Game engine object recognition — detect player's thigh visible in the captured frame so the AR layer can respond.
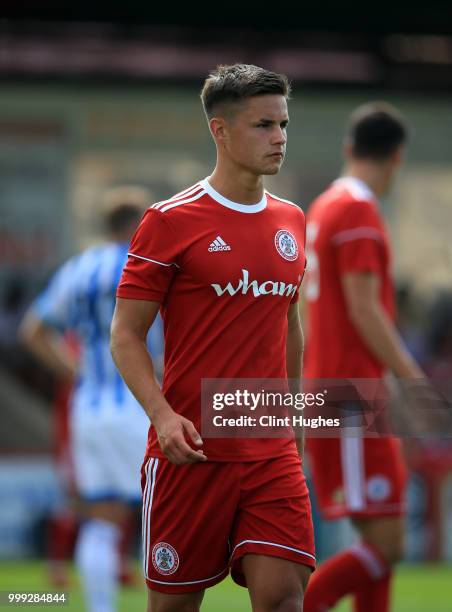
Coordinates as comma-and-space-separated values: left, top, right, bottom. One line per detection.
353, 515, 405, 564
230, 454, 316, 588
147, 588, 204, 612
243, 554, 311, 611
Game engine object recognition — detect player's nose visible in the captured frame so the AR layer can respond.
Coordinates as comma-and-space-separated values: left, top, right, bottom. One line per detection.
271, 126, 287, 145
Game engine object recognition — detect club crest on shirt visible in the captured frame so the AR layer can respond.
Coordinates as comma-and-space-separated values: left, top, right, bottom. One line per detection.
152, 542, 179, 575
274, 230, 298, 261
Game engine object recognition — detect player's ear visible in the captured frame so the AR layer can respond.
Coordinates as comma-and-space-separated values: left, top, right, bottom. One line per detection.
209, 117, 229, 147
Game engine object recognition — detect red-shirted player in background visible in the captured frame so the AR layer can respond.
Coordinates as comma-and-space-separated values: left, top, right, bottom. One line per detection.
303, 103, 425, 612
111, 64, 315, 612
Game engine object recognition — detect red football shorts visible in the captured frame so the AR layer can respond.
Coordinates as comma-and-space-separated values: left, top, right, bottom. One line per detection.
307, 436, 407, 520
141, 453, 316, 593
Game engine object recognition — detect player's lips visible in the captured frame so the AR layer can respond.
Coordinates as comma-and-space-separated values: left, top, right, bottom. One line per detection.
268, 152, 285, 159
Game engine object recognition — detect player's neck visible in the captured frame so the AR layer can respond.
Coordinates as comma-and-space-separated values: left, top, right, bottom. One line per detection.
208, 165, 265, 205
343, 162, 389, 199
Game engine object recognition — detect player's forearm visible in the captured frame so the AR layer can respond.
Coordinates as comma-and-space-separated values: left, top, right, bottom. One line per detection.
349, 302, 424, 379
20, 317, 76, 380
110, 326, 172, 424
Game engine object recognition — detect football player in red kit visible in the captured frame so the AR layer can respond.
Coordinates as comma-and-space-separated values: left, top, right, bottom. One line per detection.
111, 64, 315, 611
303, 103, 425, 612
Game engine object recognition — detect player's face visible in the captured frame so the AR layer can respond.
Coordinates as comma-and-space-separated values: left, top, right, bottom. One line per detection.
222, 95, 289, 176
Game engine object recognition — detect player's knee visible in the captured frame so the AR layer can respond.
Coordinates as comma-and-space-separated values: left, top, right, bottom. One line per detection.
269, 592, 303, 612
382, 537, 404, 566
257, 584, 304, 612
147, 591, 202, 612
383, 529, 405, 565
365, 533, 404, 567
356, 517, 405, 567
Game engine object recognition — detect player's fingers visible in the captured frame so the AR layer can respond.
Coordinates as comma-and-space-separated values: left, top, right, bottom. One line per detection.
173, 436, 207, 463
187, 450, 207, 463
159, 434, 187, 465
163, 444, 187, 465
182, 419, 203, 447
167, 446, 203, 465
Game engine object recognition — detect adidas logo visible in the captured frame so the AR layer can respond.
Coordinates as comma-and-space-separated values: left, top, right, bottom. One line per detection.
208, 236, 231, 252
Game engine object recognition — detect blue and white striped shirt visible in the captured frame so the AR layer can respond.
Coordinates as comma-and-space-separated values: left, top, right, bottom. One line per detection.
33, 242, 163, 425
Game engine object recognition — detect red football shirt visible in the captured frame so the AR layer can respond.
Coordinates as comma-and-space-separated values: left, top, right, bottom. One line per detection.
117, 178, 307, 461
304, 176, 395, 378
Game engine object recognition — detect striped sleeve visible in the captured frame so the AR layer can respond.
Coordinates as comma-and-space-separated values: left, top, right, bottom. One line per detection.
332, 200, 384, 275
117, 208, 180, 302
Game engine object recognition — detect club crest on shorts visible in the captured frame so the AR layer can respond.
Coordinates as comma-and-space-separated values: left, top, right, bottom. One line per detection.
152, 542, 179, 575
366, 475, 391, 502
275, 230, 298, 261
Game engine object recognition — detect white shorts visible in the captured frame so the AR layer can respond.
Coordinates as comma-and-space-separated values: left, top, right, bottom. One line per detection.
71, 413, 149, 503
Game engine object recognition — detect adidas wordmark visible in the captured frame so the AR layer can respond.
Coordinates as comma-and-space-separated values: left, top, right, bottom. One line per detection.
208, 236, 231, 252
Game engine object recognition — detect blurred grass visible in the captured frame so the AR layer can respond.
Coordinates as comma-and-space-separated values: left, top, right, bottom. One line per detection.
0, 562, 450, 611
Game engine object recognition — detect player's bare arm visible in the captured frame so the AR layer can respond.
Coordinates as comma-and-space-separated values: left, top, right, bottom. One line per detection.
286, 301, 305, 457
111, 297, 207, 464
19, 313, 77, 381
342, 272, 424, 379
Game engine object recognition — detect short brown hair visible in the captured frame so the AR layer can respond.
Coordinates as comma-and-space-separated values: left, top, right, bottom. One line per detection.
347, 102, 408, 160
200, 63, 291, 119
101, 186, 149, 234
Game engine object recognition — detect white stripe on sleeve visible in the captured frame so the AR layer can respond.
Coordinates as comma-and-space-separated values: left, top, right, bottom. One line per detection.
331, 227, 382, 245
128, 253, 180, 269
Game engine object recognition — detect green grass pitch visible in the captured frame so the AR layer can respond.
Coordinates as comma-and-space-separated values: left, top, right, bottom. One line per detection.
0, 562, 450, 611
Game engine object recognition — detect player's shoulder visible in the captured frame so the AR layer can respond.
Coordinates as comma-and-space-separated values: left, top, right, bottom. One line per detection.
55, 247, 90, 273
76, 243, 112, 264
331, 178, 378, 212
148, 181, 206, 217
314, 179, 380, 223
61, 244, 112, 279
265, 190, 305, 217
45, 248, 87, 290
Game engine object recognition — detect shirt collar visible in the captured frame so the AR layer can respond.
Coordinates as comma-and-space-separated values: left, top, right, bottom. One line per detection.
200, 178, 267, 213
333, 176, 378, 204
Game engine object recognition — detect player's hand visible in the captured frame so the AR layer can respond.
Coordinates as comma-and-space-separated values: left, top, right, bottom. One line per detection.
403, 378, 452, 437
154, 410, 207, 464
